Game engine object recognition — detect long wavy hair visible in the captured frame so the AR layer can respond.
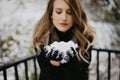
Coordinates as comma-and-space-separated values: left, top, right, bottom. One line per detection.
33, 0, 95, 53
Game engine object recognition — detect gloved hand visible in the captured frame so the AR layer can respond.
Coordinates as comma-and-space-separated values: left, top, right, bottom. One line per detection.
60, 47, 78, 64
44, 45, 63, 61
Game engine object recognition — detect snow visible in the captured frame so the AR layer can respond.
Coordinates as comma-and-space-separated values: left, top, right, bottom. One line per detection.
0, 0, 48, 80
0, 0, 48, 63
89, 20, 118, 49
44, 41, 79, 64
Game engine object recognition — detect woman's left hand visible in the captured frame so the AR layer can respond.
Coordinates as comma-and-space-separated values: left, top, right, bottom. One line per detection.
50, 60, 61, 66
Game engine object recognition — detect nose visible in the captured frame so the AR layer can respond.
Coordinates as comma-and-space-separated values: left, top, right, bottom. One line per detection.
61, 12, 67, 21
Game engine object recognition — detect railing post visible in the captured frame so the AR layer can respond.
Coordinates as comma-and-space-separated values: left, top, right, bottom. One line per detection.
14, 65, 19, 80
96, 50, 99, 80
33, 57, 37, 80
24, 61, 29, 80
3, 69, 7, 80
108, 52, 111, 80
119, 58, 120, 80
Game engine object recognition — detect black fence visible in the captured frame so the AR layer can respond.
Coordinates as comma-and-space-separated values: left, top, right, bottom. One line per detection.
0, 55, 38, 80
0, 48, 120, 80
92, 48, 120, 80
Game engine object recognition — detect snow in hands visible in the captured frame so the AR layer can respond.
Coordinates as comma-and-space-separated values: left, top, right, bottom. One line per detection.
44, 41, 79, 64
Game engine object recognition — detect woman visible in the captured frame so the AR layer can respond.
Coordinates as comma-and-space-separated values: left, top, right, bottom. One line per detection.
32, 0, 95, 80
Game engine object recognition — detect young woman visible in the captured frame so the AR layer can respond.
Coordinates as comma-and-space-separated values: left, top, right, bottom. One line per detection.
32, 0, 95, 80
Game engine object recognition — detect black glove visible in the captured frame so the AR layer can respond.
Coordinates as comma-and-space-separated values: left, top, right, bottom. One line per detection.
60, 47, 78, 64
44, 47, 62, 61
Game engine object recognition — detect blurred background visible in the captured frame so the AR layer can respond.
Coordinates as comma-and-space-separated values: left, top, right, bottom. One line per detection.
0, 0, 120, 80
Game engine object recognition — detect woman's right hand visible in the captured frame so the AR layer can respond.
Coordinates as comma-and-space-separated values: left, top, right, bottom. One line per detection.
50, 60, 61, 66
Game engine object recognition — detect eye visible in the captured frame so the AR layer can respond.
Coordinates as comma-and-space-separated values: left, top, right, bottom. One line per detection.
67, 10, 71, 15
56, 10, 62, 14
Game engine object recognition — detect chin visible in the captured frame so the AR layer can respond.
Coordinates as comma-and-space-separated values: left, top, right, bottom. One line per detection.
59, 28, 69, 32
59, 30, 67, 33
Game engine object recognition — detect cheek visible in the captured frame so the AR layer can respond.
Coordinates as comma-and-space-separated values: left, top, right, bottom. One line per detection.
52, 14, 59, 21
70, 17, 73, 23
69, 18, 74, 26
52, 15, 59, 24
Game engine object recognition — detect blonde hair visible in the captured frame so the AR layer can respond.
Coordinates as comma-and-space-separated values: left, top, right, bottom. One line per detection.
32, 0, 95, 53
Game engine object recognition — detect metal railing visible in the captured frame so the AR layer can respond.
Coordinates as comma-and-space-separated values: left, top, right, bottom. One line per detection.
0, 48, 120, 80
0, 55, 38, 80
92, 48, 120, 80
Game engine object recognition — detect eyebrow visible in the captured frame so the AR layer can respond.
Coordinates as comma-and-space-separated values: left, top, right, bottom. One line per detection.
55, 8, 62, 10
55, 8, 70, 11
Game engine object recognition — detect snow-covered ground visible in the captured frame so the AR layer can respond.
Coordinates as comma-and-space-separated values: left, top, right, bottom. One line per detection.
0, 0, 48, 63
0, 0, 47, 80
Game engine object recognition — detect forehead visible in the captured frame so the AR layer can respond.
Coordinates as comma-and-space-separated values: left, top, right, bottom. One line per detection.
53, 0, 70, 9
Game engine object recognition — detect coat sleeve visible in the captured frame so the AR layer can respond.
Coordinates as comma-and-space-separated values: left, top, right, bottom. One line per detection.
34, 46, 51, 70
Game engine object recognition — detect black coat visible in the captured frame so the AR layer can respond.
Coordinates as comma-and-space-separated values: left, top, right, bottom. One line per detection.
36, 48, 90, 80
35, 28, 92, 80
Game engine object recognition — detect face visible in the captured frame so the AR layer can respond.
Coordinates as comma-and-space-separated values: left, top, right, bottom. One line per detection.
51, 0, 73, 32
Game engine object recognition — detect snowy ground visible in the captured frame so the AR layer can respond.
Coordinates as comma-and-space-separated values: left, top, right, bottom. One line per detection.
0, 0, 47, 80
0, 0, 48, 63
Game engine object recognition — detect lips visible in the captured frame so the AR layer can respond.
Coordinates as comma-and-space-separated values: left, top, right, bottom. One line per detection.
60, 23, 68, 26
